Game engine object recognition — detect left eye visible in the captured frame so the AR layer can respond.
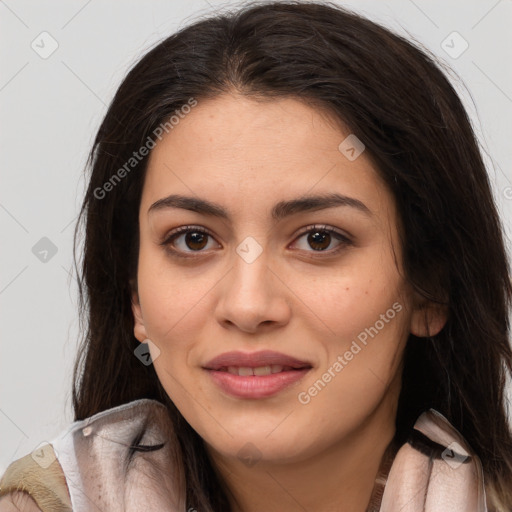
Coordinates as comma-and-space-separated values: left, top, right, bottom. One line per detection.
292, 226, 351, 253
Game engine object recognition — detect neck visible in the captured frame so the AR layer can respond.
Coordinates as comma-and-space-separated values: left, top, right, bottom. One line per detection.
207, 398, 398, 512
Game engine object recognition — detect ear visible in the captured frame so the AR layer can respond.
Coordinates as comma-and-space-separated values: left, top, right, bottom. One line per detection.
131, 282, 148, 343
409, 293, 449, 338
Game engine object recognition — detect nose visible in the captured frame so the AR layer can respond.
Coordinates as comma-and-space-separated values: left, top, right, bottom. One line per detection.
215, 247, 292, 334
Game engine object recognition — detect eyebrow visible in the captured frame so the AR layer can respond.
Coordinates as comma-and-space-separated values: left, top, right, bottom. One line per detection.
148, 192, 372, 221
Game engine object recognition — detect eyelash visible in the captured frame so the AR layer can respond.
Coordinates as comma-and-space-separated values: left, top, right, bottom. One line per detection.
160, 224, 352, 259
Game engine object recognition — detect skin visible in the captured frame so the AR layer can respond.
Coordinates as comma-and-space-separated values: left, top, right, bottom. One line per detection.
131, 93, 447, 512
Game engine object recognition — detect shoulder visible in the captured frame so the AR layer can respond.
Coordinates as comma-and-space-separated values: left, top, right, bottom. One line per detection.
0, 443, 69, 512
0, 399, 185, 512
0, 491, 45, 512
380, 409, 493, 511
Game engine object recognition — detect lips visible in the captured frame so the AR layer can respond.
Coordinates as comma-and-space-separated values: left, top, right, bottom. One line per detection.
220, 365, 297, 376
203, 350, 312, 372
203, 350, 313, 399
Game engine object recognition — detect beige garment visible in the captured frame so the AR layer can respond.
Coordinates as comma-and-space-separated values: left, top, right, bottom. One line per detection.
0, 445, 70, 512
0, 399, 492, 511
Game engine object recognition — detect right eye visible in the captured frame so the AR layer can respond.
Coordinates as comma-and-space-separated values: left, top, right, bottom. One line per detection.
160, 225, 221, 258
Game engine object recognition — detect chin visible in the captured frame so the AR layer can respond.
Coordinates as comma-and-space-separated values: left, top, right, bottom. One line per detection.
206, 425, 318, 465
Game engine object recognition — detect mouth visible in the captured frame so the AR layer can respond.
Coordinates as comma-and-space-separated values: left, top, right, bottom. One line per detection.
203, 350, 313, 399
203, 350, 313, 371
214, 365, 310, 376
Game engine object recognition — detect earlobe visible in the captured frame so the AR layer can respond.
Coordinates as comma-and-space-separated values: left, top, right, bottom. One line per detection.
131, 289, 148, 342
410, 297, 449, 338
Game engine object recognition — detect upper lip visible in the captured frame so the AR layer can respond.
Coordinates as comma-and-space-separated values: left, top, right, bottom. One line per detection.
203, 350, 312, 370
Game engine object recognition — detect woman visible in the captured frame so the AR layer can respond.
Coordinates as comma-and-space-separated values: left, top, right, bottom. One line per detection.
1, 1, 511, 510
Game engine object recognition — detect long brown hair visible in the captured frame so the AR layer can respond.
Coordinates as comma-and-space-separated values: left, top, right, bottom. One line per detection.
72, 1, 512, 509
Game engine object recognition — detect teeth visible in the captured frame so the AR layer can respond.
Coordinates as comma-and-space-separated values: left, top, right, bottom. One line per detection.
254, 365, 272, 376
223, 365, 292, 376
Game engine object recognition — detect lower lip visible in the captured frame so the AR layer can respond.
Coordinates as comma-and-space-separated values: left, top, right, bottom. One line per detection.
205, 368, 311, 399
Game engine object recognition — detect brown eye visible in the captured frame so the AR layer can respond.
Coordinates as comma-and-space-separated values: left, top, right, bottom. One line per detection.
161, 226, 219, 257
307, 230, 332, 251
182, 231, 209, 251
292, 225, 352, 255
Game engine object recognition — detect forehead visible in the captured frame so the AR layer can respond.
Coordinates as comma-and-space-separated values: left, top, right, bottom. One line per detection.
141, 93, 394, 226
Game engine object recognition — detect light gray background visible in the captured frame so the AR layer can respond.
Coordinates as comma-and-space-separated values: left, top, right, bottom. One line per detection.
1, 0, 511, 472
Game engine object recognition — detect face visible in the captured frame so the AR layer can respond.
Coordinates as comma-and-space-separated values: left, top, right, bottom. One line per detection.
131, 93, 446, 467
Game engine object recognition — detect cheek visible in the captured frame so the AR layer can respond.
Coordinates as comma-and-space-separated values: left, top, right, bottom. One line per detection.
136, 247, 211, 341
301, 249, 409, 395
304, 251, 406, 340
296, 304, 408, 447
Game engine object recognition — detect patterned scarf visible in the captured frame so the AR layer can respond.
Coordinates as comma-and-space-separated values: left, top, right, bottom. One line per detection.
0, 400, 488, 511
